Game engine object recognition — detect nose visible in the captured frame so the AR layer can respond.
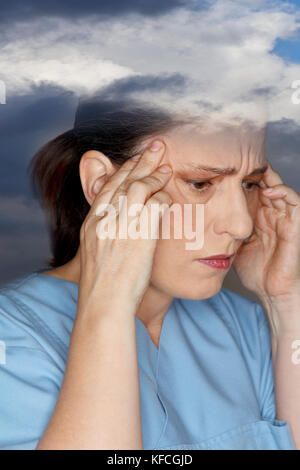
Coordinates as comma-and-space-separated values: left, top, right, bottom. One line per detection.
213, 187, 254, 241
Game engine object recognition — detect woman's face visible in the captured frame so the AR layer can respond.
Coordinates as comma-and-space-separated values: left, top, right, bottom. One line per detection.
147, 122, 268, 300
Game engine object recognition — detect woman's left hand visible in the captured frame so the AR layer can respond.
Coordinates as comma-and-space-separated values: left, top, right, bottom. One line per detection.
233, 161, 300, 302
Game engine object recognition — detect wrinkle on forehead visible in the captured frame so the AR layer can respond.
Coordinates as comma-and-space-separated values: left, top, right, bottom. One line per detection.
161, 119, 267, 173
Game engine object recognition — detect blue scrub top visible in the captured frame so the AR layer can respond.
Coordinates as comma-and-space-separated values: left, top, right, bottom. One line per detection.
0, 268, 296, 450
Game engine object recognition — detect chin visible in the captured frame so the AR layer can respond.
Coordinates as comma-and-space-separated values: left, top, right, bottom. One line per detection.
160, 276, 224, 300
185, 281, 223, 300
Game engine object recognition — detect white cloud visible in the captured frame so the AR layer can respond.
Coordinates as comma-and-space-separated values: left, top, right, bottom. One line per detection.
0, 0, 300, 122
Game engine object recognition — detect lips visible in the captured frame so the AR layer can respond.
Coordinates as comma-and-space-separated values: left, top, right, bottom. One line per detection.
195, 252, 236, 271
199, 253, 235, 260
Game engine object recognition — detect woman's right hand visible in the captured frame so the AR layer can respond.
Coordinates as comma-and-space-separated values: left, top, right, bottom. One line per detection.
77, 140, 173, 319
37, 142, 171, 450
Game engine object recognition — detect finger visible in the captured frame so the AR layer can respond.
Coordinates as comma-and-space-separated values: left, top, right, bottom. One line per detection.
121, 188, 172, 227
263, 161, 284, 186
99, 164, 172, 232
139, 190, 173, 239
121, 164, 173, 208
125, 140, 166, 181
144, 189, 173, 215
111, 139, 166, 201
90, 156, 141, 217
261, 184, 300, 219
92, 139, 166, 217
258, 179, 273, 208
261, 162, 286, 211
116, 165, 173, 239
259, 192, 274, 209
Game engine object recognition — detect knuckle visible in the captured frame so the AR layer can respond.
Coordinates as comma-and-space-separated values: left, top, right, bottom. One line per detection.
158, 190, 172, 201
117, 179, 130, 193
129, 180, 148, 193
149, 195, 167, 207
144, 175, 164, 188
116, 166, 132, 179
147, 196, 161, 206
110, 183, 127, 200
115, 189, 128, 201
153, 191, 172, 205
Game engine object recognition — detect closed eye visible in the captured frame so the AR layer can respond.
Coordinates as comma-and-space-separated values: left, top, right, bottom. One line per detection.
186, 180, 262, 193
186, 180, 212, 193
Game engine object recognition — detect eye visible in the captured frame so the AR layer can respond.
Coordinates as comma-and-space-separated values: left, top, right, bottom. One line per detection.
185, 179, 262, 194
186, 180, 212, 193
242, 181, 261, 192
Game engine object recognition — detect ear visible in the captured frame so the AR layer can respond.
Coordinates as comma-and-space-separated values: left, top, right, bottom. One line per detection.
79, 150, 116, 206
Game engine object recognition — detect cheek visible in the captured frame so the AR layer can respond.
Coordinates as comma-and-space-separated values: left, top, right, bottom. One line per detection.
157, 199, 207, 246
246, 193, 260, 218
150, 238, 184, 288
152, 228, 189, 276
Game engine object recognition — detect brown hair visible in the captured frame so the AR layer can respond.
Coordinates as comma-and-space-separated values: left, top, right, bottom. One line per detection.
28, 98, 190, 268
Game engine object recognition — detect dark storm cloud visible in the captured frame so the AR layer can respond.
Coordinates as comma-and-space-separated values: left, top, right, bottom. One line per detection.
96, 73, 188, 98
0, 73, 188, 197
0, 200, 45, 236
266, 119, 300, 191
0, 85, 76, 137
0, 85, 78, 198
0, 84, 79, 284
252, 87, 276, 98
236, 86, 277, 102
0, 0, 209, 24
75, 73, 188, 126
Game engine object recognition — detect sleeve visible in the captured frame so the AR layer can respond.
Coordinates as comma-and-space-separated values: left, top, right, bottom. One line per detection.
256, 303, 277, 421
256, 303, 296, 449
0, 296, 62, 450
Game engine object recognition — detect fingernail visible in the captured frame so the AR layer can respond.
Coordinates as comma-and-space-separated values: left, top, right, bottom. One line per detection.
131, 154, 142, 161
158, 164, 172, 173
149, 140, 163, 151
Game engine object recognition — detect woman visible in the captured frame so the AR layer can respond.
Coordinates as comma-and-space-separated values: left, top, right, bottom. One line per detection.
0, 97, 299, 450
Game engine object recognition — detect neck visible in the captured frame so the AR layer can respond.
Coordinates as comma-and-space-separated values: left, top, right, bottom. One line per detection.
136, 283, 173, 330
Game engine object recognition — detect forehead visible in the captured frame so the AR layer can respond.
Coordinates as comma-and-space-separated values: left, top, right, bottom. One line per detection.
162, 122, 267, 170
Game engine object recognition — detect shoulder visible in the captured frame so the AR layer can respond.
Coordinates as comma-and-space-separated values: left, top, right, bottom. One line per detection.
0, 272, 69, 449
215, 286, 268, 328
0, 272, 46, 350
178, 286, 268, 328
209, 287, 270, 357
177, 286, 269, 349
0, 270, 77, 360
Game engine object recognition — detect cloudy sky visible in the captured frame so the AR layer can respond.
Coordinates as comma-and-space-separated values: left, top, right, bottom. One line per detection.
0, 0, 299, 301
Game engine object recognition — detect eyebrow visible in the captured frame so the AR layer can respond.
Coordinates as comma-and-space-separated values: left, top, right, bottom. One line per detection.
184, 163, 268, 177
